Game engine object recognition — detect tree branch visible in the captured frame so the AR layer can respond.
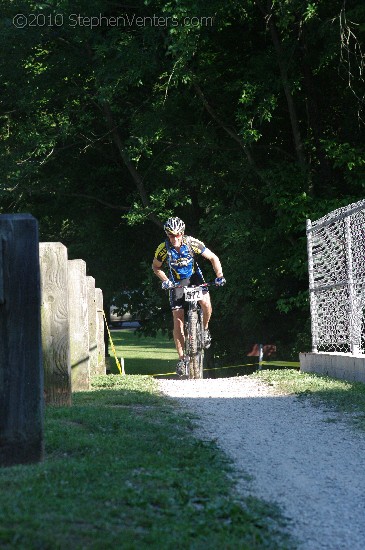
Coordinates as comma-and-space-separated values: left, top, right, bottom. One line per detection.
102, 102, 163, 228
192, 81, 271, 185
18, 188, 130, 211
255, 0, 307, 171
192, 81, 257, 168
61, 192, 130, 211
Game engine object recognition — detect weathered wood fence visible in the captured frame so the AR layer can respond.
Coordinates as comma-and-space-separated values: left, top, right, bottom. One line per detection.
1, 215, 106, 467
40, 244, 106, 404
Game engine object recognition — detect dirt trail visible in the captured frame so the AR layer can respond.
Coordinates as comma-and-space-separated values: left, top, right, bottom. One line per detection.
158, 376, 365, 550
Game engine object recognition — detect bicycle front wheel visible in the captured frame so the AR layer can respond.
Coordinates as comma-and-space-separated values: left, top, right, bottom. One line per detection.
186, 310, 204, 379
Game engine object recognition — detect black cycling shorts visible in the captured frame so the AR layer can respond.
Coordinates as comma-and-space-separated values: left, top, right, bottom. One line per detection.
169, 272, 209, 310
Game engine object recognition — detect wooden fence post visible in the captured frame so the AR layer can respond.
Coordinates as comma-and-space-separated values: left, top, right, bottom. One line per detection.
95, 288, 106, 375
87, 276, 98, 377
0, 214, 44, 466
68, 259, 90, 391
39, 242, 71, 406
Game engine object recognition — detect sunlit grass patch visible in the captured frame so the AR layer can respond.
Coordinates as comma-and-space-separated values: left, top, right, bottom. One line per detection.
252, 369, 365, 429
107, 329, 176, 376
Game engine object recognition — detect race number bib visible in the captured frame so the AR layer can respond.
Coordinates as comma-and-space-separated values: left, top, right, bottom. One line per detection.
184, 287, 203, 302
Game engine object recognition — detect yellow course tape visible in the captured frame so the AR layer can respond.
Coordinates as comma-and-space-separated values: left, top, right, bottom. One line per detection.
150, 362, 258, 377
97, 315, 300, 379
260, 361, 300, 367
101, 310, 124, 376
150, 361, 300, 377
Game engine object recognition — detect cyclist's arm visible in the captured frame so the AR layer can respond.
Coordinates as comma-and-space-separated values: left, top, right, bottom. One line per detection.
201, 248, 223, 278
152, 258, 170, 283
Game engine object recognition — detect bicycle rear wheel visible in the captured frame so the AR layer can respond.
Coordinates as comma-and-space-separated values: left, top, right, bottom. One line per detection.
186, 309, 204, 379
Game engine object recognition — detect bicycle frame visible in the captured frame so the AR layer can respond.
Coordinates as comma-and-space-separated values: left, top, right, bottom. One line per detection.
170, 282, 216, 379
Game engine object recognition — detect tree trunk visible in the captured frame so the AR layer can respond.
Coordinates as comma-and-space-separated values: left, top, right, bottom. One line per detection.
102, 103, 163, 228
256, 1, 307, 171
299, 31, 333, 191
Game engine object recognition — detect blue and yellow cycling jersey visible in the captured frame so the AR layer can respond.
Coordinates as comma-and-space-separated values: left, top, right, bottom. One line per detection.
154, 235, 206, 281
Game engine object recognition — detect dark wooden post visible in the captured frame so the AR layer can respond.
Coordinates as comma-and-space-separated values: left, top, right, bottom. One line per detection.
39, 242, 71, 406
0, 214, 44, 466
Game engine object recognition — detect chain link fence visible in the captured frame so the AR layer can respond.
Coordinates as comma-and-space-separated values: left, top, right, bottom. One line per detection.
307, 198, 365, 354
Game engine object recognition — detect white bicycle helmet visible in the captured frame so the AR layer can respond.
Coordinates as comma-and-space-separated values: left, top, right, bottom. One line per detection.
164, 217, 185, 235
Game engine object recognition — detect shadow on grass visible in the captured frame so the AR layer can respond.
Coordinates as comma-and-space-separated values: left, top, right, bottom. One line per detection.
255, 369, 365, 430
106, 356, 176, 376
298, 380, 365, 421
107, 329, 177, 376
0, 375, 296, 549
110, 329, 174, 349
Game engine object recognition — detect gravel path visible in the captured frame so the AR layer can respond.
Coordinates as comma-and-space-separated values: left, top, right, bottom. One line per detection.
158, 376, 365, 550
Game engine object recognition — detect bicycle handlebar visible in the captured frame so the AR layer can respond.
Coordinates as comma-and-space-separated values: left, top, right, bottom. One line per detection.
166, 281, 222, 289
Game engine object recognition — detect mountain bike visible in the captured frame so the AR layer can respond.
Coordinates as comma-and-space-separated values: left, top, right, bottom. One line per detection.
169, 281, 218, 379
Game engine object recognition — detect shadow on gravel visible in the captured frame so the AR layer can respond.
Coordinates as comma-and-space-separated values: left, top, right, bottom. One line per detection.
168, 391, 365, 550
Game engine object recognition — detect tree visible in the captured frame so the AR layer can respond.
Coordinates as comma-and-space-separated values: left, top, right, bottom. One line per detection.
0, 0, 364, 360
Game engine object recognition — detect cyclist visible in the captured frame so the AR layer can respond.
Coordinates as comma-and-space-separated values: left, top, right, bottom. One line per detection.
152, 216, 225, 375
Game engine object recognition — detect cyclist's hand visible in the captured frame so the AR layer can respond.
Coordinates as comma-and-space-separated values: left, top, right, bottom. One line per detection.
215, 276, 226, 286
162, 280, 174, 290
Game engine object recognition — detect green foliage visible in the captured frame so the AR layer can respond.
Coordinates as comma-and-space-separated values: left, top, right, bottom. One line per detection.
0, 0, 364, 360
0, 376, 293, 548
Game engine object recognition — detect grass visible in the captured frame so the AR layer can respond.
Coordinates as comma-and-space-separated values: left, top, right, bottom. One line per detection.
107, 330, 365, 428
4, 328, 365, 549
0, 375, 293, 549
251, 369, 365, 430
106, 329, 300, 379
107, 329, 177, 376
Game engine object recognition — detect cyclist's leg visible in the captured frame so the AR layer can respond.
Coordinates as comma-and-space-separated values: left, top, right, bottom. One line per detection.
199, 293, 212, 349
169, 279, 189, 360
172, 308, 185, 359
190, 271, 211, 329
199, 293, 212, 330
